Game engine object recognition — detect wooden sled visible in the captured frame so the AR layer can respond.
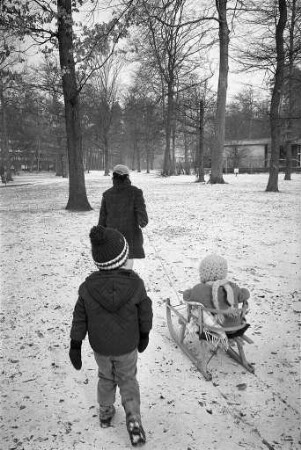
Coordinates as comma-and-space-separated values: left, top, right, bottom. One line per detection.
166, 298, 255, 381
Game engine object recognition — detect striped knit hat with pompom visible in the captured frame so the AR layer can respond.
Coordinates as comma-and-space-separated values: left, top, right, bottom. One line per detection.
90, 225, 129, 270
199, 254, 228, 283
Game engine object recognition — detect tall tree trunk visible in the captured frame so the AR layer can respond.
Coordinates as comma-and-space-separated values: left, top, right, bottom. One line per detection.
284, 0, 296, 181
36, 101, 41, 172
131, 139, 136, 170
171, 120, 176, 174
56, 147, 65, 177
137, 143, 141, 172
103, 133, 109, 175
266, 0, 287, 192
57, 0, 92, 210
162, 84, 173, 175
196, 99, 205, 182
210, 0, 229, 184
0, 82, 11, 178
146, 142, 150, 173
284, 141, 292, 179
36, 135, 41, 172
183, 127, 190, 175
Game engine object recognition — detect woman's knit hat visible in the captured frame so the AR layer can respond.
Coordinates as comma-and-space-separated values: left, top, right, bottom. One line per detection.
113, 164, 130, 175
199, 254, 228, 283
90, 225, 129, 270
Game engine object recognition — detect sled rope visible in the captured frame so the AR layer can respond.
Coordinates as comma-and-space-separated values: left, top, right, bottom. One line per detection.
146, 229, 228, 350
145, 229, 183, 305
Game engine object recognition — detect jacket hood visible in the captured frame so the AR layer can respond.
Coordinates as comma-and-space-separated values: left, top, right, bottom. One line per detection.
79, 270, 139, 313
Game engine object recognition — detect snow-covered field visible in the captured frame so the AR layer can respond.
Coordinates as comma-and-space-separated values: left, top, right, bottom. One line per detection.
0, 171, 300, 450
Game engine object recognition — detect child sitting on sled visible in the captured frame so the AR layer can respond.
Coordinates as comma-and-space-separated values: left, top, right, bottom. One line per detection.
183, 254, 250, 335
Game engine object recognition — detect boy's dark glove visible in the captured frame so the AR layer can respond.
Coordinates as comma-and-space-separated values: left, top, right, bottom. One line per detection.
69, 339, 82, 370
138, 333, 149, 353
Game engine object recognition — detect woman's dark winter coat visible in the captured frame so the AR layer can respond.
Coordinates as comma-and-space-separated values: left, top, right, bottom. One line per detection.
70, 269, 153, 356
98, 178, 148, 259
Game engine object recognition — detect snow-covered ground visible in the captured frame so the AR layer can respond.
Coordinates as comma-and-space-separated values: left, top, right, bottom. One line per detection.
0, 171, 300, 450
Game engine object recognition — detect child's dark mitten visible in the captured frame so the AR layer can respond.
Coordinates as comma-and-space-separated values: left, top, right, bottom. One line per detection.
69, 339, 82, 370
138, 333, 149, 353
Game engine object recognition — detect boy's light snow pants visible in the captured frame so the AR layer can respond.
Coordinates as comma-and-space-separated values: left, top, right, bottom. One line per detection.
94, 349, 141, 423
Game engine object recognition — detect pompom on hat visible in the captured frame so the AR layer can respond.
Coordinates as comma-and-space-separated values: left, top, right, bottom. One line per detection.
113, 164, 130, 176
199, 254, 228, 283
90, 225, 129, 270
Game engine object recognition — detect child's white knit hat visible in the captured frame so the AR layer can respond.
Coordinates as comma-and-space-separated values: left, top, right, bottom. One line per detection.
199, 254, 228, 283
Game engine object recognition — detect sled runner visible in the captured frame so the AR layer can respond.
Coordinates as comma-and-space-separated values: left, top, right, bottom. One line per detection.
166, 298, 254, 381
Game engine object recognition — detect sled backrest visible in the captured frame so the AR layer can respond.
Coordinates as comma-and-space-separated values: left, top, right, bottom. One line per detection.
184, 299, 249, 336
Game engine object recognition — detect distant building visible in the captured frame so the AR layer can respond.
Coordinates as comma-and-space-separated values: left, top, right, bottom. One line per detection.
224, 138, 301, 172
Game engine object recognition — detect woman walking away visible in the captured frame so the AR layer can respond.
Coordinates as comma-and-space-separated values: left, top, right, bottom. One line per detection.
98, 165, 148, 268
69, 225, 153, 446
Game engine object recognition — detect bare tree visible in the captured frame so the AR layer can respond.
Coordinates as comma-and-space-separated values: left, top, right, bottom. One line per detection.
210, 0, 229, 184
2, 0, 92, 209
226, 87, 271, 141
284, 0, 300, 180
2, 0, 131, 208
176, 76, 213, 181
38, 55, 67, 177
57, 0, 93, 209
224, 146, 250, 169
85, 52, 123, 175
235, 0, 300, 190
266, 0, 287, 192
122, 0, 208, 175
0, 32, 22, 180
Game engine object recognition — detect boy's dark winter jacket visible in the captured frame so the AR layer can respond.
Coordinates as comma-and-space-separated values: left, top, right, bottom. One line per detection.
98, 179, 148, 259
70, 269, 153, 356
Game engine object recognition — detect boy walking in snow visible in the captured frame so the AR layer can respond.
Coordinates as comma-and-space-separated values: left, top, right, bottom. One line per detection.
69, 225, 153, 446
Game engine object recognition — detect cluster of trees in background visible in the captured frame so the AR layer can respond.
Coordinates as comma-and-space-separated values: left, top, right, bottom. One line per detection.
0, 60, 279, 172
1, 0, 301, 209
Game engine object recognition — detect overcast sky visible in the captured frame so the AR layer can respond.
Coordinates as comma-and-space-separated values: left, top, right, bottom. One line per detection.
19, 2, 268, 102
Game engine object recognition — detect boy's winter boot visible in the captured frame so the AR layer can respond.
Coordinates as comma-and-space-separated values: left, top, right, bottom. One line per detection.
100, 417, 112, 428
127, 419, 146, 446
99, 405, 116, 428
